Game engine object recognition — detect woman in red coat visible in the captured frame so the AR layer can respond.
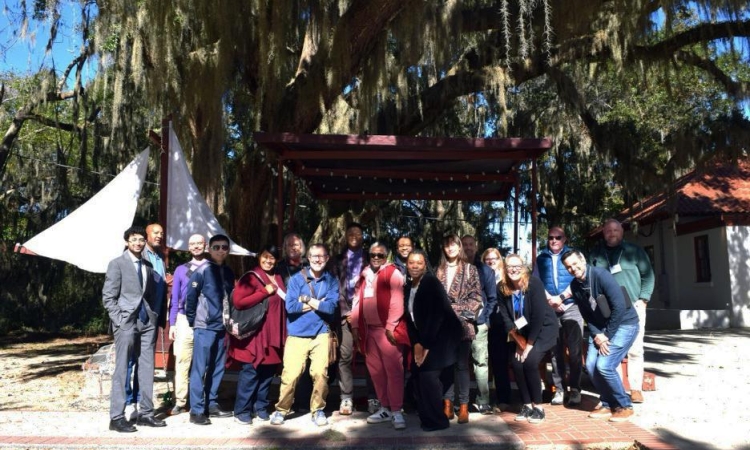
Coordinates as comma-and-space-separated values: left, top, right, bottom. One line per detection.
229, 244, 287, 424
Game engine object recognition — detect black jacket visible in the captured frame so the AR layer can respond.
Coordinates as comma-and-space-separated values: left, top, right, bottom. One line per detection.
496, 276, 558, 352
404, 272, 463, 371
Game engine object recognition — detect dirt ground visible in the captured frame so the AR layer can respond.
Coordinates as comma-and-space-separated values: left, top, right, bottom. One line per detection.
0, 333, 116, 412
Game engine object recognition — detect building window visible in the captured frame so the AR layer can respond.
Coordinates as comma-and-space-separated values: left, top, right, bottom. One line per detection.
694, 235, 711, 282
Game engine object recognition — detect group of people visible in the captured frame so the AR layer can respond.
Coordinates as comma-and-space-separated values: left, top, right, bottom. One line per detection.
102, 218, 654, 433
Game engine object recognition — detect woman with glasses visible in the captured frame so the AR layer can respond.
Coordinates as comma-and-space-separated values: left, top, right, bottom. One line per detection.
482, 248, 505, 284
482, 247, 513, 413
350, 242, 409, 429
497, 254, 557, 424
229, 244, 287, 425
435, 234, 482, 424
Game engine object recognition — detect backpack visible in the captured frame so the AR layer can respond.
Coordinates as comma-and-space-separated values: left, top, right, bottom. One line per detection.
223, 271, 269, 339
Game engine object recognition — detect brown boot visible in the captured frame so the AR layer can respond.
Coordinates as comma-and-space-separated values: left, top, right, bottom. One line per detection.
443, 400, 454, 420
457, 403, 469, 424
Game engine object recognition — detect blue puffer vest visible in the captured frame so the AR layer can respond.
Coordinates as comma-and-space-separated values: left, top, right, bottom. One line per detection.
537, 246, 574, 295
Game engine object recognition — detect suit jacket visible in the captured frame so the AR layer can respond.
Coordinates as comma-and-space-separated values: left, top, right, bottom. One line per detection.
102, 250, 158, 331
404, 273, 463, 371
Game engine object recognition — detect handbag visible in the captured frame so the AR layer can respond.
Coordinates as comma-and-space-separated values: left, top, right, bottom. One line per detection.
301, 268, 338, 364
509, 328, 527, 351
223, 271, 269, 339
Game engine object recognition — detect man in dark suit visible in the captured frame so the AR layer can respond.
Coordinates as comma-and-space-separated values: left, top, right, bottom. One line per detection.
103, 226, 167, 432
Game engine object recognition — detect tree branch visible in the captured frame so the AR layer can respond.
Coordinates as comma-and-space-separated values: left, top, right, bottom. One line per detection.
675, 50, 750, 98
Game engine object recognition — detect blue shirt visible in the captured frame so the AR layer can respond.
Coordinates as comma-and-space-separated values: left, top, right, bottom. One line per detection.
285, 269, 339, 337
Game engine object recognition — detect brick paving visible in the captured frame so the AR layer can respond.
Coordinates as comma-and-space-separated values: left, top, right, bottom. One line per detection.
0, 395, 675, 449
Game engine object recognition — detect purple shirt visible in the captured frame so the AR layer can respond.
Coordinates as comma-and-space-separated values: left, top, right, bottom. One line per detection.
169, 259, 207, 325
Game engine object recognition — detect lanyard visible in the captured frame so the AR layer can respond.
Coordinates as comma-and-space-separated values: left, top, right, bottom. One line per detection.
512, 291, 525, 319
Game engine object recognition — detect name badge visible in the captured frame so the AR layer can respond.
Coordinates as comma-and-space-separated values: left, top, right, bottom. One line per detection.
364, 286, 374, 298
348, 278, 357, 288
277, 289, 286, 300
514, 316, 528, 329
610, 264, 622, 274
589, 295, 598, 310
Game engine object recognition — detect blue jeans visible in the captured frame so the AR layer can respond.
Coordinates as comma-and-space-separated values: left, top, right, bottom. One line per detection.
586, 323, 638, 409
190, 328, 227, 415
125, 356, 140, 404
234, 362, 277, 421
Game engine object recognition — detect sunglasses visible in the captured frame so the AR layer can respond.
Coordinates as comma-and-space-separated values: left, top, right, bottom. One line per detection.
369, 253, 387, 259
548, 235, 564, 241
210, 244, 230, 251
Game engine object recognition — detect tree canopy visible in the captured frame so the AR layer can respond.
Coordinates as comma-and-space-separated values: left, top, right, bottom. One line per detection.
1, 0, 749, 332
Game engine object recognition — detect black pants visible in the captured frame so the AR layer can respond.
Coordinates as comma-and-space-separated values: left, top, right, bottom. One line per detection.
444, 340, 471, 404
511, 343, 552, 405
412, 364, 454, 431
489, 326, 514, 404
551, 318, 584, 392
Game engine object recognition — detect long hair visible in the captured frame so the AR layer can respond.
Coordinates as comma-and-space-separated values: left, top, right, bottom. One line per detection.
499, 253, 530, 296
437, 233, 468, 270
481, 247, 504, 280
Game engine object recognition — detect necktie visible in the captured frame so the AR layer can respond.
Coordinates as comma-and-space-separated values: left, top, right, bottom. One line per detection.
137, 259, 149, 324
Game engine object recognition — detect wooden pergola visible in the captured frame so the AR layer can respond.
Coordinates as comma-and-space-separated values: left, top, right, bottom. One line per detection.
254, 132, 551, 257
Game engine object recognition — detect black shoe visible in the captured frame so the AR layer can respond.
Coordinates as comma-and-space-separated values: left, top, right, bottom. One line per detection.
171, 404, 187, 416
208, 406, 233, 418
515, 404, 533, 422
528, 406, 546, 424
109, 418, 137, 433
476, 404, 493, 415
137, 416, 167, 427
189, 413, 211, 425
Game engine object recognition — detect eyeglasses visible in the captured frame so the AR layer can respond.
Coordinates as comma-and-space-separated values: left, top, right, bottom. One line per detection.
210, 244, 230, 251
309, 254, 328, 260
484, 257, 499, 262
369, 253, 386, 259
548, 235, 564, 241
506, 265, 524, 271
128, 238, 146, 244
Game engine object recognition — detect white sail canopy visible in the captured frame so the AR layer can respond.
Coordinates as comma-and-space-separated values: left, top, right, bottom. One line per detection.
166, 126, 254, 256
21, 148, 150, 273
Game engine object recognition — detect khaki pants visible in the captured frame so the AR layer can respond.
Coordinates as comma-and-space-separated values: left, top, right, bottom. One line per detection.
274, 333, 330, 414
173, 314, 194, 407
628, 303, 647, 391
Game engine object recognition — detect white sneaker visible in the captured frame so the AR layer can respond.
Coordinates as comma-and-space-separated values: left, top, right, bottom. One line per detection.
551, 391, 564, 405
339, 398, 354, 415
367, 407, 393, 424
124, 404, 138, 422
367, 398, 381, 414
392, 411, 406, 430
568, 389, 582, 405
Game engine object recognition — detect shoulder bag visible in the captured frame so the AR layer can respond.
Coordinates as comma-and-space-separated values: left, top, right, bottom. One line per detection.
223, 271, 269, 339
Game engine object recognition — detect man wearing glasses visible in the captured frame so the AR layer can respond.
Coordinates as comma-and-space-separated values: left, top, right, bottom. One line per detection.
533, 226, 583, 406
185, 234, 235, 425
350, 242, 408, 429
103, 226, 166, 432
271, 244, 339, 427
168, 234, 207, 415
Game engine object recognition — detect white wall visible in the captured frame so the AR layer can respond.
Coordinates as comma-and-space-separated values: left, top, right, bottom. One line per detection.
726, 226, 750, 327
630, 221, 731, 310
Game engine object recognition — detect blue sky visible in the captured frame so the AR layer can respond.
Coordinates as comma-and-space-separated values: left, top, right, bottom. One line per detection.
0, 1, 96, 80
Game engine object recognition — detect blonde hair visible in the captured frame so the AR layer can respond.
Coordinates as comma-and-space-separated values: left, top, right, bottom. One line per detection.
499, 253, 530, 296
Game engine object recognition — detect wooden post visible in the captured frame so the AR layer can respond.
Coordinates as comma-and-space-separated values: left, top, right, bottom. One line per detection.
514, 176, 520, 254
531, 158, 538, 266
159, 117, 171, 269
277, 160, 284, 248
288, 175, 297, 233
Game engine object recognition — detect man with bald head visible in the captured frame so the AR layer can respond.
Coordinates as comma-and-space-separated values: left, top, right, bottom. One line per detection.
590, 219, 654, 404
168, 234, 208, 415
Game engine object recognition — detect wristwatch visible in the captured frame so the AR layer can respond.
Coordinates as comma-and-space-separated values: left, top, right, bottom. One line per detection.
559, 294, 566, 302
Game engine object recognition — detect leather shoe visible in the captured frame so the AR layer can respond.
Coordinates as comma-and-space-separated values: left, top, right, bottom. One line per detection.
189, 413, 211, 425
457, 403, 469, 424
137, 416, 167, 427
109, 418, 136, 433
208, 406, 233, 418
443, 400, 454, 420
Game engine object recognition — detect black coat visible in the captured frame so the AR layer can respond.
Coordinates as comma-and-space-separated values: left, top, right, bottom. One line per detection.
496, 276, 558, 352
404, 272, 463, 371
